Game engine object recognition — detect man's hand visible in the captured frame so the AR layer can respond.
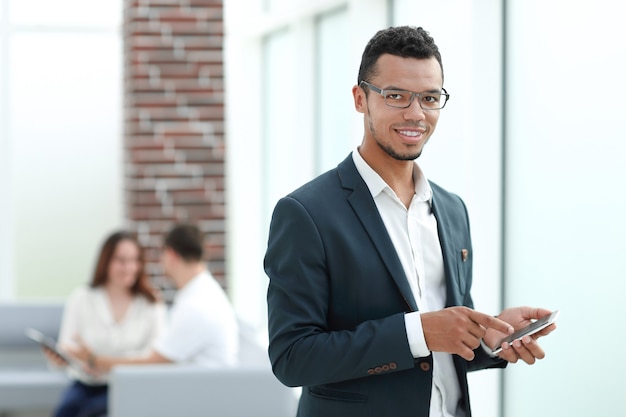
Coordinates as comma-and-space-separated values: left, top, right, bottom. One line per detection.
421, 306, 514, 361
484, 306, 557, 365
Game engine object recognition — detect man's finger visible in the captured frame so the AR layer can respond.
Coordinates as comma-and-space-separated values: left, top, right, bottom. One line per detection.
469, 311, 513, 334
526, 307, 553, 321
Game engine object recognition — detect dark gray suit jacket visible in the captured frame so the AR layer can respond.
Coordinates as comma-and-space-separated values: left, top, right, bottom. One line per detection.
264, 154, 505, 417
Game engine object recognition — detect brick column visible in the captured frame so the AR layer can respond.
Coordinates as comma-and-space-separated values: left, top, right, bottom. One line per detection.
123, 0, 226, 296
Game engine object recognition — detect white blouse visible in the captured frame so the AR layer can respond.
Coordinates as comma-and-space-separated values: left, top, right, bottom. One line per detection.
58, 285, 166, 385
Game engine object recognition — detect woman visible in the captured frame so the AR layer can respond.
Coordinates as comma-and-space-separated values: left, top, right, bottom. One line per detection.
46, 231, 166, 417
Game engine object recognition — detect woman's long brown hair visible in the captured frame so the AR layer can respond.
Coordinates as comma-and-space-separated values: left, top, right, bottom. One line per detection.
89, 231, 159, 303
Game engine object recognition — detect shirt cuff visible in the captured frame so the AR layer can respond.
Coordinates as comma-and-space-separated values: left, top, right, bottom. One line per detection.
404, 311, 431, 358
480, 339, 499, 358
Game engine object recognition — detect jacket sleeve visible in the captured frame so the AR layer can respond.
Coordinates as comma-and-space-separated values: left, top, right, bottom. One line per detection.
264, 196, 416, 387
467, 345, 507, 372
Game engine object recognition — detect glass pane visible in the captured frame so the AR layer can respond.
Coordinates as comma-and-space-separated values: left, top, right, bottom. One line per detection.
505, 1, 626, 416
10, 32, 123, 298
0, 2, 8, 297
315, 7, 357, 173
264, 0, 310, 13
262, 28, 315, 218
10, 0, 121, 26
263, 28, 293, 218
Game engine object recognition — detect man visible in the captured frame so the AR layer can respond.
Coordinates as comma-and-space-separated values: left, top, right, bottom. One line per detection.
264, 26, 556, 417
79, 223, 239, 371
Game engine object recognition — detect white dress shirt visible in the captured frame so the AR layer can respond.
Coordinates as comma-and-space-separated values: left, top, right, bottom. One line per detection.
58, 285, 167, 385
352, 149, 465, 417
153, 270, 239, 367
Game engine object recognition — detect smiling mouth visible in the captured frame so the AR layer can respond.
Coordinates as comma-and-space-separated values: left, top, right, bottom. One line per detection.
395, 128, 427, 142
397, 129, 422, 137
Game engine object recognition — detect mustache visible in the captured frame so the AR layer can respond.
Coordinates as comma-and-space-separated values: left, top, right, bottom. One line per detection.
392, 122, 428, 130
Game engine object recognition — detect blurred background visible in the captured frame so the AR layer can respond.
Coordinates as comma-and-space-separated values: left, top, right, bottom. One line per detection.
1, 0, 624, 416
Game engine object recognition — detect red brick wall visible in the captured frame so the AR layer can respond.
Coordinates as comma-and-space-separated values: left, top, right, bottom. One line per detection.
123, 0, 226, 296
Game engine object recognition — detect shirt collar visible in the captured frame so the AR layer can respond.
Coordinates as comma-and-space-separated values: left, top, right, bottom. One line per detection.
175, 270, 206, 300
351, 147, 432, 205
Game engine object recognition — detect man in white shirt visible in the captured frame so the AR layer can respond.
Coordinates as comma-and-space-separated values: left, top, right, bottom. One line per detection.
82, 224, 239, 371
264, 26, 557, 417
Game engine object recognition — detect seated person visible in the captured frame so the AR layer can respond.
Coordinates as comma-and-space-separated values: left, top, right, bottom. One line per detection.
46, 231, 166, 417
69, 223, 240, 372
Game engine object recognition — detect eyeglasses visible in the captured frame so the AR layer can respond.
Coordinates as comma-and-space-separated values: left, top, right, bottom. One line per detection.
360, 81, 450, 110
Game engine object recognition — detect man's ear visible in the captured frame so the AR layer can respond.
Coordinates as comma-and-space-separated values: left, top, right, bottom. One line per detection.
352, 84, 366, 114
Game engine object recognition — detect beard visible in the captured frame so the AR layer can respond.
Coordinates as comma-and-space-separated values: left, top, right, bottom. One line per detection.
367, 117, 424, 161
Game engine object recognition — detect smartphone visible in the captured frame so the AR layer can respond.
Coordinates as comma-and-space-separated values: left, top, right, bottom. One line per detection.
25, 327, 72, 365
492, 309, 560, 354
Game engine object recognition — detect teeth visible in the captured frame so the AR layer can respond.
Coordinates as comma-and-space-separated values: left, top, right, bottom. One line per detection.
399, 130, 421, 137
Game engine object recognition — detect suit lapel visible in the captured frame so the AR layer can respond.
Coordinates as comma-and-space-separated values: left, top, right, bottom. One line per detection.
338, 156, 419, 312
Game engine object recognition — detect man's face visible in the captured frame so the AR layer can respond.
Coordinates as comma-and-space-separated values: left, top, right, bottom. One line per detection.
353, 54, 443, 161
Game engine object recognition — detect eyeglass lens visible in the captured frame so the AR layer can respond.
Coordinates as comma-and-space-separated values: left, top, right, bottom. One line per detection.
384, 90, 447, 109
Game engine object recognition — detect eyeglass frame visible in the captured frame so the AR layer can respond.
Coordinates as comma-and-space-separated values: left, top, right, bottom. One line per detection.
359, 81, 450, 110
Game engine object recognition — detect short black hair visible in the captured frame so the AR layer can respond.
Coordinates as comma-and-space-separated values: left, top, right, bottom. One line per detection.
357, 26, 443, 85
164, 224, 204, 262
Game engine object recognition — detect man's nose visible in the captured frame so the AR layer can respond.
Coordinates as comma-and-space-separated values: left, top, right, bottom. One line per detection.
403, 96, 426, 120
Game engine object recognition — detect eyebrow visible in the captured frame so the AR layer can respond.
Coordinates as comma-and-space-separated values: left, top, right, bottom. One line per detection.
384, 85, 442, 94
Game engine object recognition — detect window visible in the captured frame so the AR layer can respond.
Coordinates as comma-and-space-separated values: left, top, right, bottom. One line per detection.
0, 0, 123, 299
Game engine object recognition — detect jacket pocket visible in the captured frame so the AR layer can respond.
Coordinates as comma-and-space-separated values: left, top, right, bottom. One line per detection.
454, 247, 471, 298
309, 386, 368, 403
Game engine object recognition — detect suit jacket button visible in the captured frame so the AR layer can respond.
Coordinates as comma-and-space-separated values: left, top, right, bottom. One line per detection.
420, 362, 431, 372
367, 368, 375, 375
